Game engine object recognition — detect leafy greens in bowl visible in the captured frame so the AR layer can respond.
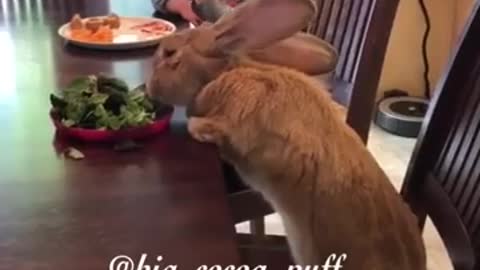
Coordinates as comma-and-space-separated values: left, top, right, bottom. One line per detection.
49, 75, 173, 143
50, 75, 171, 131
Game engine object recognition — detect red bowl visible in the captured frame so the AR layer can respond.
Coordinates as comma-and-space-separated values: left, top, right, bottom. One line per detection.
50, 109, 173, 143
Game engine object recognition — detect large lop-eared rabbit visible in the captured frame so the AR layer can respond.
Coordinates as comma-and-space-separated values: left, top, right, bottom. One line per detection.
147, 0, 426, 268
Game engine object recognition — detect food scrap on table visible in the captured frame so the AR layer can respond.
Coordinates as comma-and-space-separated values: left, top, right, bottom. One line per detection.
64, 147, 85, 160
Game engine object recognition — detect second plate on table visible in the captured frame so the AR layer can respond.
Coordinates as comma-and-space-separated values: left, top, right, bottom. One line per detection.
58, 13, 176, 50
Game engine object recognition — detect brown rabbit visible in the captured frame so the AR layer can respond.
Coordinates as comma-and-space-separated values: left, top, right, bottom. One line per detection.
147, 0, 426, 268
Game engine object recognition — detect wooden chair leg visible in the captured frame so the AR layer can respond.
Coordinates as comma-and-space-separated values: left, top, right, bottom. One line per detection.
237, 233, 293, 269
250, 218, 266, 236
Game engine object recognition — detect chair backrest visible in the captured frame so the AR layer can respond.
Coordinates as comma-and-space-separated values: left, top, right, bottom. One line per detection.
306, 0, 399, 143
401, 1, 480, 269
307, 0, 373, 83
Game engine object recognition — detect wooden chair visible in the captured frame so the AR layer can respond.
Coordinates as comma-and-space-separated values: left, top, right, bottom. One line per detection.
401, 1, 480, 269
306, 0, 400, 143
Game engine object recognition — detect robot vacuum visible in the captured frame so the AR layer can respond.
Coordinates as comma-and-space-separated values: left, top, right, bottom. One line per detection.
374, 96, 429, 138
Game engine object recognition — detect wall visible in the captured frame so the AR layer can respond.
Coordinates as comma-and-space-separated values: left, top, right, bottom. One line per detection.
376, 0, 457, 99
455, 0, 475, 39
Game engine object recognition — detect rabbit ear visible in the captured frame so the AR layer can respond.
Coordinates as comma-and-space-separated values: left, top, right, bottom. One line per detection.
249, 32, 338, 75
211, 0, 316, 53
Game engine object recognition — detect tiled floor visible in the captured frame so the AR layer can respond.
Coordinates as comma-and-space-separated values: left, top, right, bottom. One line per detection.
235, 124, 453, 270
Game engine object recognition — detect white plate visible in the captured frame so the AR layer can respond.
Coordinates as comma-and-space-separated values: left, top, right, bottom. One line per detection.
58, 16, 176, 50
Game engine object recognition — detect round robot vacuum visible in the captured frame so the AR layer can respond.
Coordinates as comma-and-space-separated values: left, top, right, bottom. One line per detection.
374, 96, 429, 138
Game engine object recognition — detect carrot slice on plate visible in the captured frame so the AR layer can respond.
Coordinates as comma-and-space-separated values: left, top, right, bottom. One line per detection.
71, 28, 93, 41
91, 26, 113, 43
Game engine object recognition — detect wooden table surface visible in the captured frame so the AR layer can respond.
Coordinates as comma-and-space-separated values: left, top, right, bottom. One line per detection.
0, 1, 241, 269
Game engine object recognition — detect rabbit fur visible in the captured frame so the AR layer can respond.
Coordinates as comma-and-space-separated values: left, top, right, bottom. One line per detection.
146, 0, 427, 268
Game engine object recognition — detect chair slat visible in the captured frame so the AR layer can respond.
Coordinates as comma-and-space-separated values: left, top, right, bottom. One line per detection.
450, 106, 480, 206
462, 160, 480, 229
457, 143, 480, 217
433, 66, 478, 177
314, 0, 335, 39
334, 0, 361, 80
341, 0, 374, 82
435, 127, 458, 179
434, 61, 480, 185
332, 0, 353, 53
442, 68, 480, 194
305, 0, 399, 142
309, 0, 376, 83
468, 197, 480, 234
310, 0, 325, 35
324, 0, 344, 44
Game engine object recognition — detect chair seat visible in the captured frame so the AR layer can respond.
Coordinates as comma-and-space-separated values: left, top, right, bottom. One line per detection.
332, 77, 353, 107
310, 73, 352, 106
222, 162, 275, 223
237, 233, 294, 268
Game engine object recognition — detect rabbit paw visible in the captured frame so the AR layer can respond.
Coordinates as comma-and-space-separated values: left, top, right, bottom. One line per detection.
188, 117, 225, 145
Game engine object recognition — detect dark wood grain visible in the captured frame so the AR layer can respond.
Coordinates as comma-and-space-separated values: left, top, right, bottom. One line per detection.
0, 1, 241, 269
401, 1, 480, 268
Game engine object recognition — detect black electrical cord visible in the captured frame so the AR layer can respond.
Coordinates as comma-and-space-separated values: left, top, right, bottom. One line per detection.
418, 0, 431, 100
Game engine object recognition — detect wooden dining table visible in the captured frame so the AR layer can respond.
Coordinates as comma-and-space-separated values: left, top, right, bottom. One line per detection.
0, 1, 243, 269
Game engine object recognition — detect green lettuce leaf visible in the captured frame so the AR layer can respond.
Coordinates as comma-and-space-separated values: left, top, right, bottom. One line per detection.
51, 75, 163, 130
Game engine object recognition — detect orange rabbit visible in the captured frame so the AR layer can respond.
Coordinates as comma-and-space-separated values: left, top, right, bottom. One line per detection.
147, 0, 427, 268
